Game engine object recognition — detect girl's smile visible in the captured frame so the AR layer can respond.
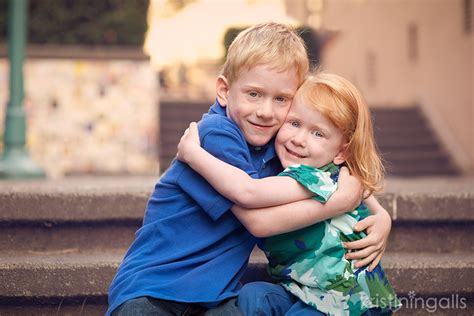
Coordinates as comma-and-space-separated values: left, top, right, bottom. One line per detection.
275, 95, 348, 169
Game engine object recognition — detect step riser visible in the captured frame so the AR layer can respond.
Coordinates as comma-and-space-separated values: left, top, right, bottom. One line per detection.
387, 222, 474, 253
2, 263, 472, 299
0, 265, 115, 298
0, 304, 107, 316
0, 192, 148, 222
0, 223, 138, 252
1, 223, 472, 253
2, 262, 471, 315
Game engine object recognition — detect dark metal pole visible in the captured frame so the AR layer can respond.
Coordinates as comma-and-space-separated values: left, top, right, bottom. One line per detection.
0, 0, 45, 179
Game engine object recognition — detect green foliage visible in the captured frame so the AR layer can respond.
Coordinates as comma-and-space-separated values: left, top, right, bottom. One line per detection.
222, 26, 245, 61
0, 0, 6, 41
0, 0, 148, 46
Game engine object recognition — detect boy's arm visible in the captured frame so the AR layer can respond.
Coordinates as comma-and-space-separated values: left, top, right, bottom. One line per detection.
230, 167, 362, 237
344, 195, 392, 271
178, 122, 312, 208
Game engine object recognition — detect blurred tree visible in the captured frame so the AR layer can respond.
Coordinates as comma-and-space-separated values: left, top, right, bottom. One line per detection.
0, 0, 148, 46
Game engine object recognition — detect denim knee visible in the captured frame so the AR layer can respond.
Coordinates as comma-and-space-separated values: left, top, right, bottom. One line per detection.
238, 282, 294, 316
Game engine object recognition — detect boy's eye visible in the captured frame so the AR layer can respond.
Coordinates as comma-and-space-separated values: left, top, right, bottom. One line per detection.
249, 91, 259, 98
275, 96, 286, 103
289, 121, 299, 128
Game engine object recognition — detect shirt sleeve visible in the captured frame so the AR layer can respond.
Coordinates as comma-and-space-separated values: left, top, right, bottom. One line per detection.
278, 165, 337, 203
176, 119, 258, 221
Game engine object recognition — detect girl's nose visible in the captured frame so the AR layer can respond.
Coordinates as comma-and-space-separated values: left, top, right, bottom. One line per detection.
291, 130, 306, 147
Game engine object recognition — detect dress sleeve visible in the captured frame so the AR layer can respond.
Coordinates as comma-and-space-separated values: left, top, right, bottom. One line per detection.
278, 164, 337, 203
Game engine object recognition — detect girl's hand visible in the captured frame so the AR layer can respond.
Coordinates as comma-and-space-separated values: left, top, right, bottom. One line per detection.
344, 198, 391, 271
177, 122, 201, 163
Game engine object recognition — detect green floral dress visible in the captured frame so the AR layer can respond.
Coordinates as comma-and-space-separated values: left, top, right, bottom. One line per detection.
263, 164, 401, 315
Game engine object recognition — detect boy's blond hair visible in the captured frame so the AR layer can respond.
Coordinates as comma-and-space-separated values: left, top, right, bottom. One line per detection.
297, 73, 384, 195
222, 22, 309, 85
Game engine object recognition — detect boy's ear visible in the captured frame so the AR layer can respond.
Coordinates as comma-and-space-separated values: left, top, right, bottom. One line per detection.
216, 75, 230, 107
333, 143, 349, 165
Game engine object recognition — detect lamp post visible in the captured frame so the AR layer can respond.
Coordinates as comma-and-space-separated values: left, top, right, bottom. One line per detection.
0, 0, 45, 179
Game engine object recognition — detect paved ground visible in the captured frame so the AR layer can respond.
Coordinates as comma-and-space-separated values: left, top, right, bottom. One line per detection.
1, 175, 473, 194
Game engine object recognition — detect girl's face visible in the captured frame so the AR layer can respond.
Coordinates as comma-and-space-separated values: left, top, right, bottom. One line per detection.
275, 95, 347, 169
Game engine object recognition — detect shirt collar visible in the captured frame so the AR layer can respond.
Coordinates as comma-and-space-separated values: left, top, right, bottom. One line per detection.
208, 99, 226, 115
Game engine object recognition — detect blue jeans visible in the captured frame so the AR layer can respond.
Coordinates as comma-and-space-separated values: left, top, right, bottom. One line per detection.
111, 296, 242, 316
238, 282, 390, 316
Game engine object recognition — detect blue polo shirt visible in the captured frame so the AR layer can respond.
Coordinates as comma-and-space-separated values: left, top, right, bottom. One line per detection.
107, 101, 282, 315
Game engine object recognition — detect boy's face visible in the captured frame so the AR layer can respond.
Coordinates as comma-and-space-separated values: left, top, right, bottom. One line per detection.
217, 64, 299, 147
275, 95, 347, 169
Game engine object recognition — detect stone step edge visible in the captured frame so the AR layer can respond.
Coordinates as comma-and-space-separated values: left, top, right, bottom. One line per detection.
0, 252, 473, 299
0, 190, 472, 223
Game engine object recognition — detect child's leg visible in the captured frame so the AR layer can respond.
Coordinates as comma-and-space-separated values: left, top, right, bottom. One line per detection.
111, 296, 206, 315
285, 300, 326, 316
204, 298, 242, 316
238, 281, 295, 316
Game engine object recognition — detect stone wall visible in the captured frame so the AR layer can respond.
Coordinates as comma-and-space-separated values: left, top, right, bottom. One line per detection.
0, 46, 159, 177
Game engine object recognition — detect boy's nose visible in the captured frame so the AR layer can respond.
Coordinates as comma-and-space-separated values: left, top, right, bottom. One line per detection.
255, 99, 273, 120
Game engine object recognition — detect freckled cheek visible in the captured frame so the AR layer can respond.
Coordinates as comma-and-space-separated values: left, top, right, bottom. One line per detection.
275, 131, 290, 147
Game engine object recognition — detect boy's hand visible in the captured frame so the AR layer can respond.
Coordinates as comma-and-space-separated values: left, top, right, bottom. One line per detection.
177, 122, 201, 163
344, 200, 391, 271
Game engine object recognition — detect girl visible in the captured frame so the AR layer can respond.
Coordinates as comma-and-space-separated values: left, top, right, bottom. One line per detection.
177, 73, 401, 315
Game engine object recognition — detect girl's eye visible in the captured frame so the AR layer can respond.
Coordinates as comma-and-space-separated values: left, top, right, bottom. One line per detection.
312, 130, 323, 137
290, 121, 299, 128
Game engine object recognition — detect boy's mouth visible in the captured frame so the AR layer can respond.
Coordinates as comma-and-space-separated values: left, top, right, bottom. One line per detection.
285, 147, 306, 159
248, 121, 275, 130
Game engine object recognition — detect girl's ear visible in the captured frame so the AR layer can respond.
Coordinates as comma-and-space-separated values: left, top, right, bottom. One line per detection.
216, 75, 230, 107
333, 143, 349, 165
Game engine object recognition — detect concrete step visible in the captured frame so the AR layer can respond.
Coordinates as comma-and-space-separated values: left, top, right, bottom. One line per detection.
0, 178, 153, 252
0, 176, 472, 315
0, 250, 115, 315
370, 106, 425, 124
380, 149, 451, 162
382, 161, 460, 177
0, 178, 472, 253
0, 222, 139, 252
374, 126, 433, 138
379, 149, 458, 175
377, 138, 440, 150
1, 250, 473, 315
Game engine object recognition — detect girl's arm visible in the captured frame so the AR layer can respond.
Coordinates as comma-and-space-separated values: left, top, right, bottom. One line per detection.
177, 122, 360, 209
232, 189, 391, 272
231, 169, 360, 237
344, 195, 392, 271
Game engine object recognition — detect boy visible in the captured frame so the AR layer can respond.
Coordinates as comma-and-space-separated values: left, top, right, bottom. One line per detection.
107, 22, 391, 315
